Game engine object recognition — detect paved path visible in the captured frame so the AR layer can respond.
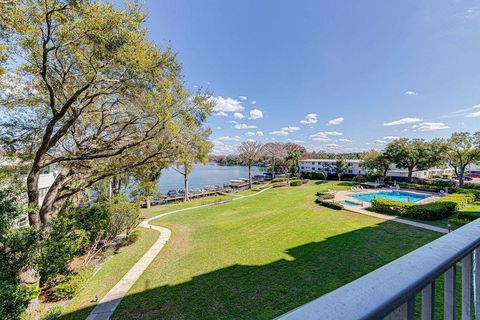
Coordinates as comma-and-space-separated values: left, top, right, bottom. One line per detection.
86, 188, 271, 320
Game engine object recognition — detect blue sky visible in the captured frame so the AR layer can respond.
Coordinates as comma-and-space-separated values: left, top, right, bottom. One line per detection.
139, 0, 480, 154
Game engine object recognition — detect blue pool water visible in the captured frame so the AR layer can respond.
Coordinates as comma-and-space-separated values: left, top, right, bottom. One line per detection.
350, 191, 429, 203
340, 200, 361, 206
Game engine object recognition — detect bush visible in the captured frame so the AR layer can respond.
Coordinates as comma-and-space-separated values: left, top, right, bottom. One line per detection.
371, 198, 413, 216
448, 218, 469, 230
457, 188, 480, 199
271, 177, 289, 183
50, 267, 93, 301
315, 192, 334, 201
352, 175, 366, 183
0, 283, 39, 320
463, 183, 480, 190
405, 202, 457, 220
437, 193, 476, 210
301, 171, 326, 180
41, 305, 64, 320
457, 211, 480, 221
119, 230, 140, 247
317, 200, 343, 210
272, 182, 288, 188
302, 179, 309, 184
290, 180, 302, 186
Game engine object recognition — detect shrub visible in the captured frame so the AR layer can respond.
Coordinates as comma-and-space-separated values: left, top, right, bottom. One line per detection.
448, 218, 469, 230
457, 212, 480, 221
315, 192, 334, 202
271, 177, 289, 183
50, 267, 93, 301
0, 283, 39, 320
352, 175, 366, 183
405, 202, 457, 220
272, 182, 288, 188
437, 193, 476, 210
371, 198, 413, 216
290, 180, 302, 186
301, 171, 326, 180
457, 189, 480, 199
41, 305, 64, 320
120, 230, 140, 247
463, 183, 480, 190
317, 200, 343, 210
302, 179, 309, 184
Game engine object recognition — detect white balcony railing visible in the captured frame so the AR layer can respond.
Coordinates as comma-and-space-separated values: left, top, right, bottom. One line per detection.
277, 219, 480, 320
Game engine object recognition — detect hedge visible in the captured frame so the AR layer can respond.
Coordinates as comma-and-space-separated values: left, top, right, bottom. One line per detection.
301, 171, 326, 180
315, 192, 334, 202
272, 182, 288, 188
389, 182, 458, 193
317, 200, 343, 210
290, 180, 302, 186
271, 177, 289, 183
457, 211, 480, 221
370, 192, 476, 220
457, 188, 480, 199
464, 183, 480, 190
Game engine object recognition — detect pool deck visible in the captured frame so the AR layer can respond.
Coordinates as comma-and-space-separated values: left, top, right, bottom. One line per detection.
332, 188, 448, 234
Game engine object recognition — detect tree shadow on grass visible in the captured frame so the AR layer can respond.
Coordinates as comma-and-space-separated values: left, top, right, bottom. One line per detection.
61, 221, 439, 320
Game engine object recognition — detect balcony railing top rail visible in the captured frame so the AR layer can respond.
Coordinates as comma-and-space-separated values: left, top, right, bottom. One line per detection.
276, 219, 480, 320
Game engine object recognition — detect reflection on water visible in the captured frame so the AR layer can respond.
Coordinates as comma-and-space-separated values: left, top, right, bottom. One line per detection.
157, 163, 264, 193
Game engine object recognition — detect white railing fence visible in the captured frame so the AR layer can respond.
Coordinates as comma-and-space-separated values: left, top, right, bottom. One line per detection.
277, 219, 480, 320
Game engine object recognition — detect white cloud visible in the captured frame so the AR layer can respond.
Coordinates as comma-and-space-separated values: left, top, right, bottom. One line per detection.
234, 123, 257, 129
233, 112, 245, 119
211, 96, 244, 113
227, 120, 237, 124
246, 132, 256, 136
404, 91, 417, 96
327, 117, 344, 126
300, 113, 318, 124
382, 136, 400, 141
375, 140, 387, 144
466, 110, 480, 118
325, 144, 340, 148
465, 7, 480, 19
239, 96, 247, 101
251, 100, 257, 104
249, 109, 263, 120
383, 117, 423, 126
211, 140, 236, 155
338, 138, 352, 143
214, 111, 228, 117
256, 131, 264, 136
412, 122, 450, 131
245, 131, 264, 137
269, 127, 299, 136
309, 131, 343, 141
217, 136, 241, 142
287, 139, 305, 143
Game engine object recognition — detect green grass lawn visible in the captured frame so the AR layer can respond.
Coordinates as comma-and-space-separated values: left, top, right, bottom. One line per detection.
90, 181, 439, 320
60, 228, 159, 320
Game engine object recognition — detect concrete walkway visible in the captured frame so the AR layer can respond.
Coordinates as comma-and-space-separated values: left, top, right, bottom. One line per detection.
86, 187, 271, 320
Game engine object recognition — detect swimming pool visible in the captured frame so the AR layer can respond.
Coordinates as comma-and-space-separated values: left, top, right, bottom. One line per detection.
350, 191, 429, 203
340, 200, 361, 206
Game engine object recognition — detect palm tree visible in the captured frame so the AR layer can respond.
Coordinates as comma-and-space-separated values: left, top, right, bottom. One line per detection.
237, 141, 263, 189
335, 158, 347, 181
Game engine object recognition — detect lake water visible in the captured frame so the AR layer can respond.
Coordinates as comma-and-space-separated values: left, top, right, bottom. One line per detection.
157, 163, 264, 193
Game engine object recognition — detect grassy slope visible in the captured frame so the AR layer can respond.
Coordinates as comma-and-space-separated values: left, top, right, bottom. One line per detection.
107, 181, 440, 320
60, 228, 159, 320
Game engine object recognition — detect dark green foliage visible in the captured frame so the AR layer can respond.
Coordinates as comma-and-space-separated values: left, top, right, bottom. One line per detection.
389, 182, 458, 193
457, 188, 480, 199
315, 192, 335, 202
463, 183, 480, 190
289, 180, 302, 186
38, 215, 88, 283
371, 193, 476, 220
49, 267, 93, 301
371, 198, 413, 216
0, 283, 39, 320
120, 230, 140, 247
317, 200, 343, 210
457, 211, 480, 221
300, 171, 326, 180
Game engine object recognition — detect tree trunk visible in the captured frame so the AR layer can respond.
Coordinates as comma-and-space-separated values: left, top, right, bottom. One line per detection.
248, 163, 252, 189
111, 175, 121, 195
459, 167, 465, 187
408, 167, 414, 181
184, 166, 189, 202
146, 198, 151, 208
272, 157, 276, 179
338, 173, 342, 181
26, 166, 41, 229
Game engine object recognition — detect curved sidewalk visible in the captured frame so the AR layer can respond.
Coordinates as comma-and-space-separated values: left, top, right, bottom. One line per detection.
86, 188, 271, 320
